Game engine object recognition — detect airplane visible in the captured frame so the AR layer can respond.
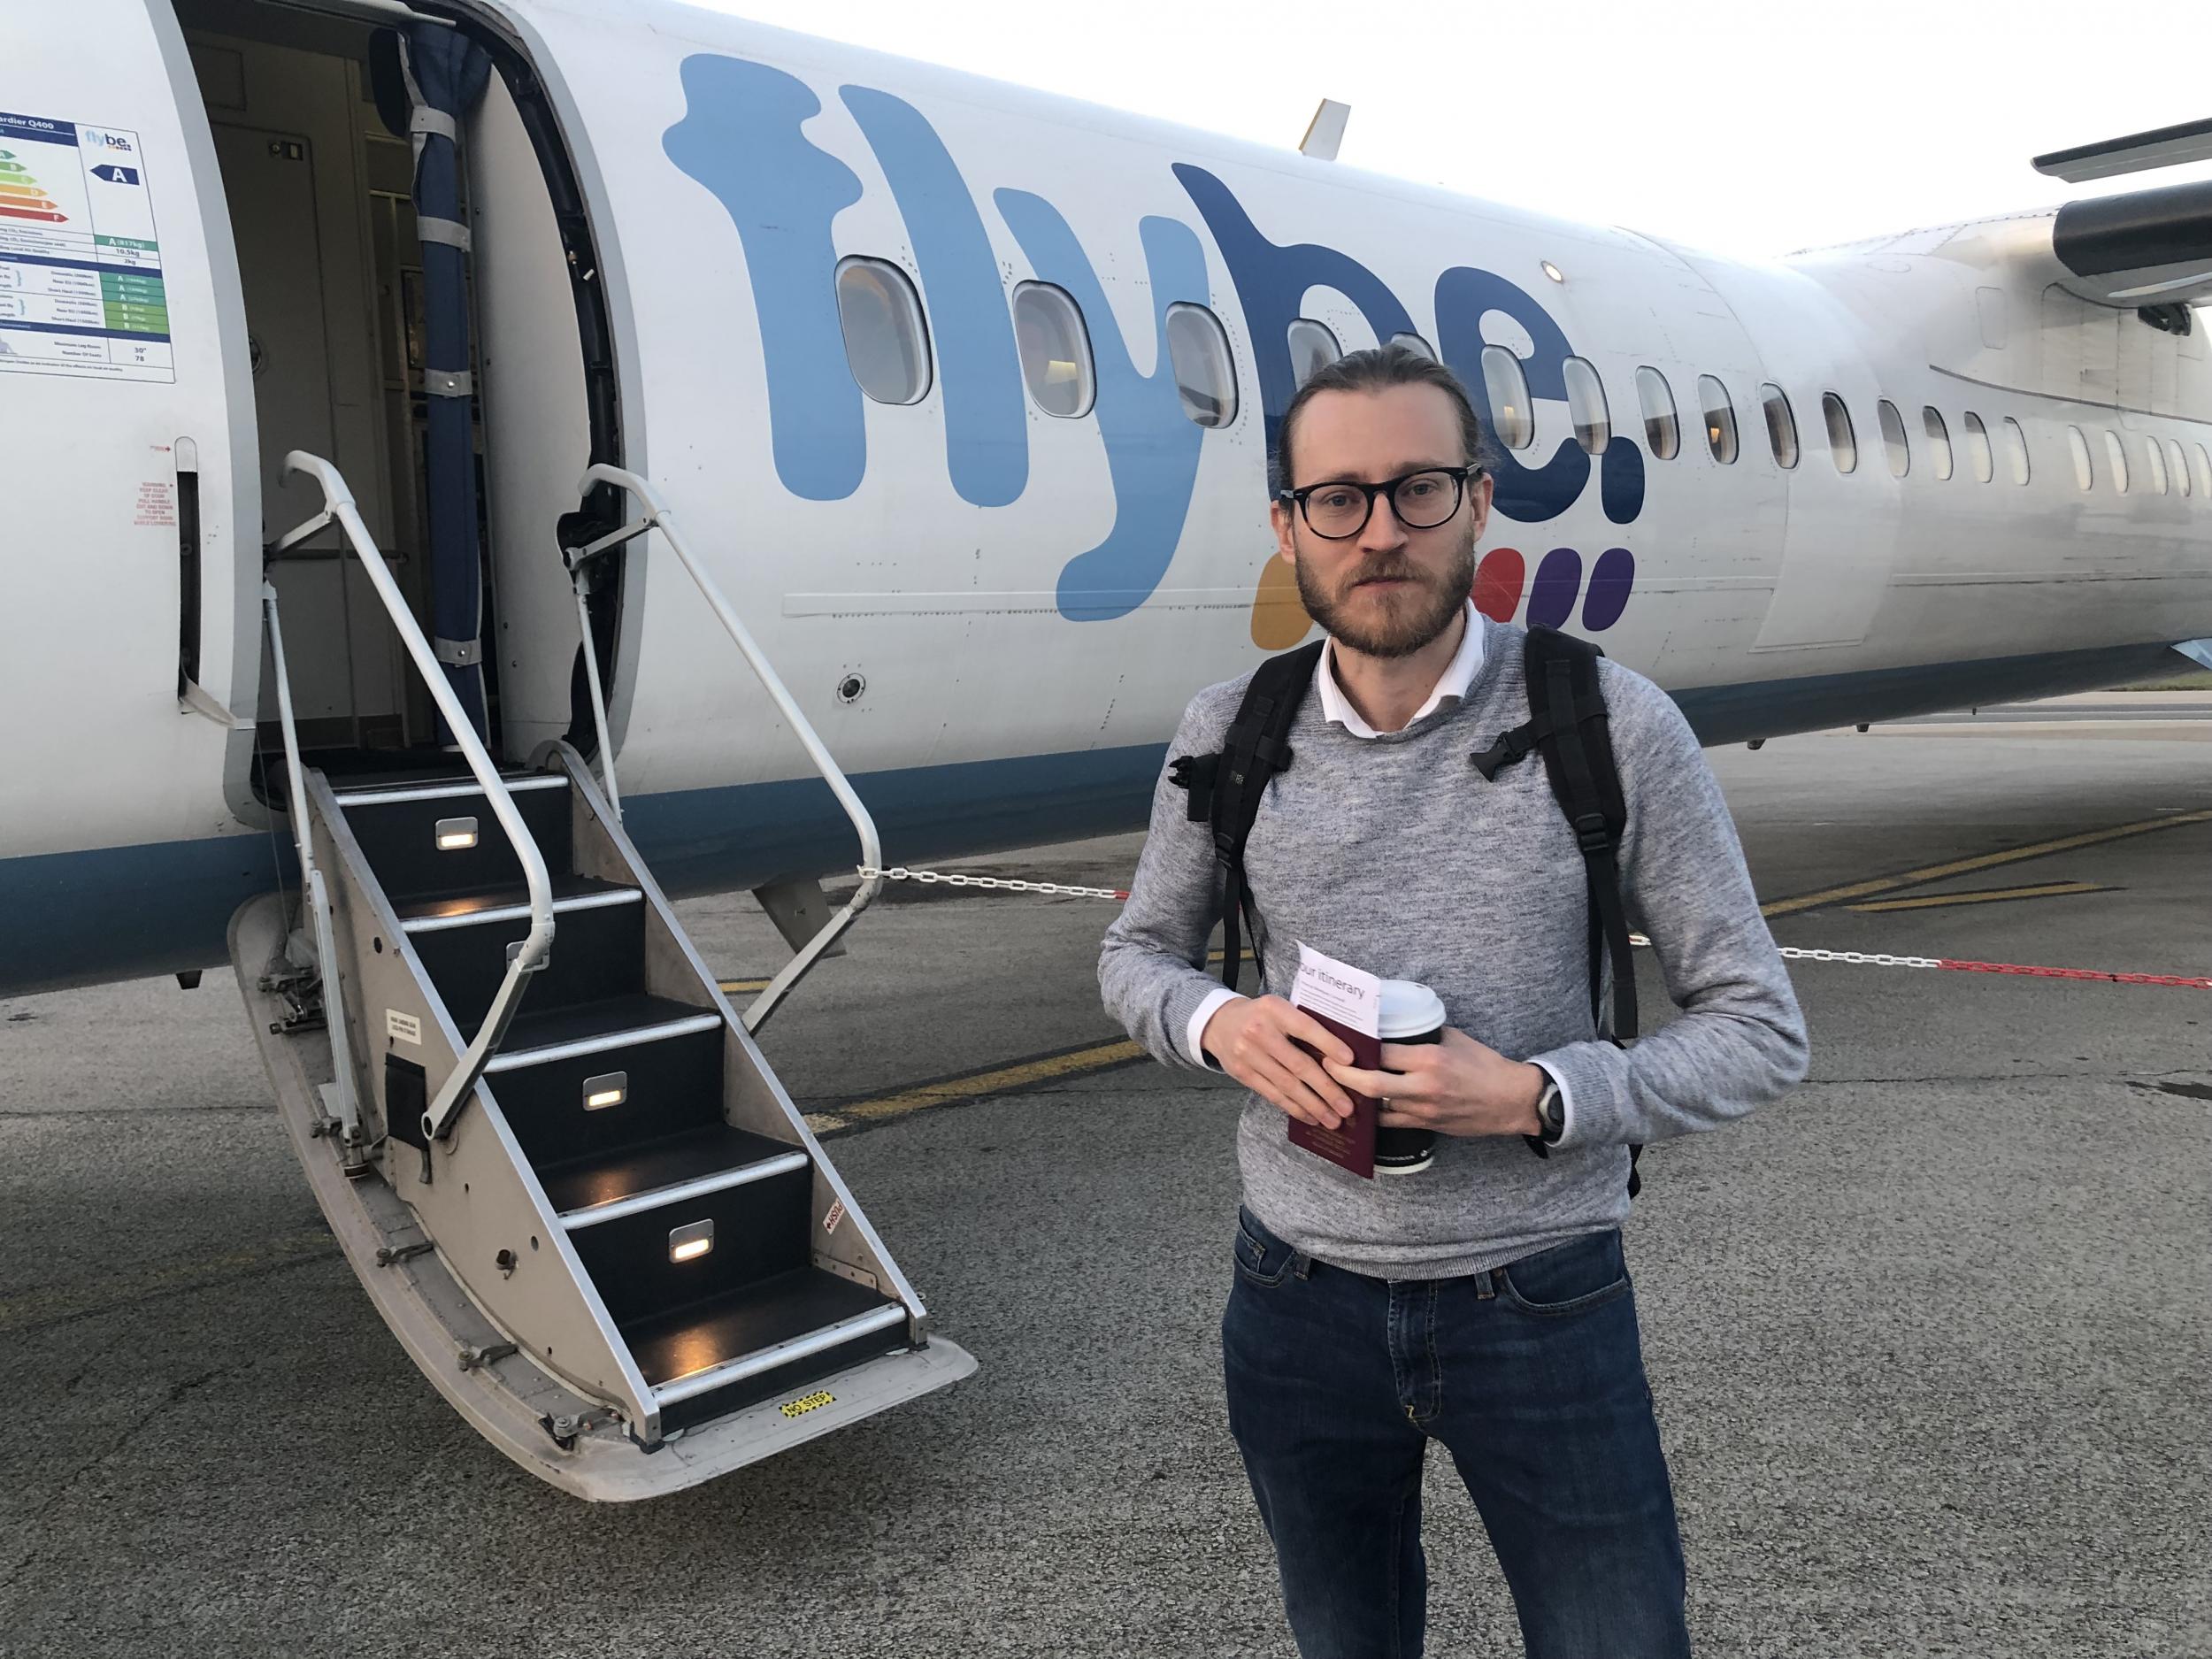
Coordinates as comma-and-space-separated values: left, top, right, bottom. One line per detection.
4, 0, 2207, 1498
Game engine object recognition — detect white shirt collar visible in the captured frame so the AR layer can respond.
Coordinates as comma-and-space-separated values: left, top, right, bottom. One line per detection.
1314, 601, 1485, 739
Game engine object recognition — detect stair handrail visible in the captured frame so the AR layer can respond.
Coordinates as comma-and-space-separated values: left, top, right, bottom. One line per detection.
273, 450, 555, 1143
260, 580, 363, 1160
569, 464, 883, 1033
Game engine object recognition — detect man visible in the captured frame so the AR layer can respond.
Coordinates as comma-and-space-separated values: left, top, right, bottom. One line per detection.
1098, 345, 1808, 1659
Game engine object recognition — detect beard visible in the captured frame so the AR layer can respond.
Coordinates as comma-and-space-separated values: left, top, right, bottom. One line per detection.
1294, 529, 1477, 660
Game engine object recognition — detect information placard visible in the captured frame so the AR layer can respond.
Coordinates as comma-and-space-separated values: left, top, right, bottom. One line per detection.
0, 111, 173, 383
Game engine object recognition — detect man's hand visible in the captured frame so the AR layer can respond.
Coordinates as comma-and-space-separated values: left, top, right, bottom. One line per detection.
1200, 995, 1358, 1130
1324, 1027, 1548, 1139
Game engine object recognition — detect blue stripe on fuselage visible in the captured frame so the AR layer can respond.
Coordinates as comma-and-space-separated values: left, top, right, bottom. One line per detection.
0, 639, 2182, 997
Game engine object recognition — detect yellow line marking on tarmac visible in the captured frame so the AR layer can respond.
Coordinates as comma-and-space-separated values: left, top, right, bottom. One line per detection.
1759, 810, 2212, 918
718, 978, 772, 994
831, 1040, 1146, 1127
0, 1228, 338, 1336
1846, 880, 2110, 914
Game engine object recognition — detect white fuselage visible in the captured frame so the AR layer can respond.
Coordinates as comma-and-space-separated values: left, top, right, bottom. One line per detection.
2, 0, 2207, 993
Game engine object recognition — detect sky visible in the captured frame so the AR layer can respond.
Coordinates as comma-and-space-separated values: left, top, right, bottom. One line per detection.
687, 0, 2212, 262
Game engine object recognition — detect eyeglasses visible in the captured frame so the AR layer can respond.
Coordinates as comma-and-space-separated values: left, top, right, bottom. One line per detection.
1278, 466, 1481, 540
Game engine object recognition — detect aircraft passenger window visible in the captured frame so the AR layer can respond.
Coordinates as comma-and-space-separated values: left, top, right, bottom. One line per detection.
1390, 332, 1437, 360
2003, 418, 2032, 484
1759, 384, 1799, 469
1697, 375, 1738, 464
1636, 366, 1680, 460
1164, 303, 1238, 428
2067, 426, 2093, 491
1287, 319, 1341, 389
834, 257, 932, 405
1822, 393, 1856, 474
1878, 399, 1909, 477
2194, 443, 2212, 498
1481, 345, 1535, 450
2102, 429, 2128, 492
2144, 436, 2169, 495
1922, 408, 1954, 480
1014, 281, 1096, 418
2167, 438, 2191, 497
1962, 412, 1993, 482
1562, 356, 1609, 453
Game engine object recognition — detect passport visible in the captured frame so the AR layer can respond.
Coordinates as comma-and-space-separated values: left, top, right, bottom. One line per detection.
1286, 942, 1384, 1180
1287, 1010, 1382, 1179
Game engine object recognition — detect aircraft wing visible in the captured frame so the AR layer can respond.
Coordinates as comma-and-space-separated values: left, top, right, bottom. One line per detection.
2034, 117, 2212, 182
2033, 119, 2212, 308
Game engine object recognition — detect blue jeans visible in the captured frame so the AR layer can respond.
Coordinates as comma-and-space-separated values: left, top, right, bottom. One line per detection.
1222, 1209, 1690, 1659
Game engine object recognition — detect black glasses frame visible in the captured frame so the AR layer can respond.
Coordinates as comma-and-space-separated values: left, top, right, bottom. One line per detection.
1276, 465, 1483, 540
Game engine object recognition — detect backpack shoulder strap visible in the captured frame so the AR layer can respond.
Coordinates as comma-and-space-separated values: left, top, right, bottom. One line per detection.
1521, 627, 1635, 1045
1168, 640, 1325, 990
1476, 627, 1645, 1196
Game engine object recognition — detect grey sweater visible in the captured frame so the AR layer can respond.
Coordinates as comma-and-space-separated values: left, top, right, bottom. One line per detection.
1098, 617, 1809, 1279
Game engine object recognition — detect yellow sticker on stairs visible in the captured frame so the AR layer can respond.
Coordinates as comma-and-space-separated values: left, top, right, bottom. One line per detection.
780, 1391, 835, 1419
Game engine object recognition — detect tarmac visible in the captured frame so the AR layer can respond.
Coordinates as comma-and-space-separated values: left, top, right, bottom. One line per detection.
2, 692, 2207, 1658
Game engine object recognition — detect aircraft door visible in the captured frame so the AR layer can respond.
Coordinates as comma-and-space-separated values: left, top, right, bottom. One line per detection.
0, 1, 261, 862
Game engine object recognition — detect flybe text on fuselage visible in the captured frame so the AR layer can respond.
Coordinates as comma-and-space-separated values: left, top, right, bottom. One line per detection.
660, 54, 1644, 633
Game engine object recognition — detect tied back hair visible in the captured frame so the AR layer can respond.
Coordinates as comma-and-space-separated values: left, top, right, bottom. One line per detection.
1271, 342, 1494, 495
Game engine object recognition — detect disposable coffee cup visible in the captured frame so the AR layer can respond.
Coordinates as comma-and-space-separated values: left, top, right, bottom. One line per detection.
1373, 979, 1448, 1175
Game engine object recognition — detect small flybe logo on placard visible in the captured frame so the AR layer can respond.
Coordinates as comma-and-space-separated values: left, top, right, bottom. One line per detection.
81, 129, 134, 153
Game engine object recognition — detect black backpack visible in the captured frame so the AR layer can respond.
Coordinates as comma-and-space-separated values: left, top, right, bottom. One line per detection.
1168, 626, 1642, 1192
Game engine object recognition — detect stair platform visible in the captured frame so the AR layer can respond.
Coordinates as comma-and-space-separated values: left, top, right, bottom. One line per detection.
629, 1268, 910, 1431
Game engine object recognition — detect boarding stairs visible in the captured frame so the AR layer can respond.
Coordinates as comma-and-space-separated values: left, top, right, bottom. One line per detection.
234, 453, 970, 1500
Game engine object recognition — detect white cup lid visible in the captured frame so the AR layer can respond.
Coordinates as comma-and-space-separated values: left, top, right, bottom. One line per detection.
1376, 979, 1447, 1040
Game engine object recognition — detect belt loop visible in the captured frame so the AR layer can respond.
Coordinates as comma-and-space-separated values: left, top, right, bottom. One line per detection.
1476, 1269, 1498, 1301
1293, 1251, 1313, 1281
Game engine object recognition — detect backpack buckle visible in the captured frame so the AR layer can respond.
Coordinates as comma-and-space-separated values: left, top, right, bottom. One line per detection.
1470, 726, 1533, 782
1572, 810, 1612, 854
1168, 754, 1217, 823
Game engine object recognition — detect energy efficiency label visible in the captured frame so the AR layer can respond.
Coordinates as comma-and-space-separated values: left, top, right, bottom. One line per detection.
0, 111, 173, 383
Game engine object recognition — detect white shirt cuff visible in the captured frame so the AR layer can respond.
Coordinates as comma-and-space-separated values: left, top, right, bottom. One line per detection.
1532, 1058, 1578, 1148
1186, 987, 1246, 1070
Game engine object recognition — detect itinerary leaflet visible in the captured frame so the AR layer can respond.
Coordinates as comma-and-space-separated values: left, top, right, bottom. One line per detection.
1286, 942, 1383, 1179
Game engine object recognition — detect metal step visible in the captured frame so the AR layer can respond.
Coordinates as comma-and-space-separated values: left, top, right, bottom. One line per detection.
333, 773, 570, 805
626, 1269, 911, 1434
397, 876, 637, 933
495, 1022, 727, 1171
485, 994, 722, 1071
410, 900, 646, 1031
565, 1149, 814, 1327
340, 772, 574, 904
543, 1124, 805, 1225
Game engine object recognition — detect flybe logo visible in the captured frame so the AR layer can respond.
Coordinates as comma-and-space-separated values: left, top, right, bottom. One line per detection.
664, 58, 1642, 634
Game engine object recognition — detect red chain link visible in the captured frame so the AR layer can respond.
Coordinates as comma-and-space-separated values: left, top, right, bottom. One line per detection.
1936, 958, 2212, 989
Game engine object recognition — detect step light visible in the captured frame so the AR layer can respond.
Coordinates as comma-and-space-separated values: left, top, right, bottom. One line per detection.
582, 1071, 627, 1111
669, 1219, 715, 1263
434, 815, 480, 851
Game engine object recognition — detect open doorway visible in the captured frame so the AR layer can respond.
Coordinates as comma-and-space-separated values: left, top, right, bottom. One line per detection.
175, 0, 603, 787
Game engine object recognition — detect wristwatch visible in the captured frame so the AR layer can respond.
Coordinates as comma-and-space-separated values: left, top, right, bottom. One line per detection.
1532, 1071, 1565, 1145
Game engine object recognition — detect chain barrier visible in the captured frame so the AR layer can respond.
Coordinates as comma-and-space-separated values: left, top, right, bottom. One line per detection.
857, 864, 1131, 902
860, 864, 2212, 991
